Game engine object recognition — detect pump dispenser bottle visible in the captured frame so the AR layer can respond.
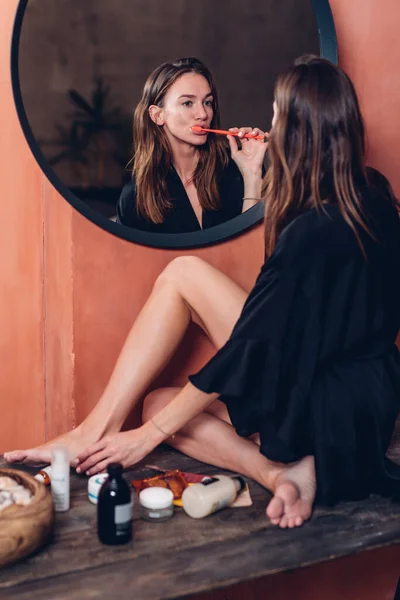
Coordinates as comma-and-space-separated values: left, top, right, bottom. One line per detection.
97, 463, 133, 545
51, 447, 70, 512
182, 475, 245, 519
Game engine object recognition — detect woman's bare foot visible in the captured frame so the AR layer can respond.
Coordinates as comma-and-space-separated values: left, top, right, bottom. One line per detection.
266, 456, 316, 528
2, 425, 102, 467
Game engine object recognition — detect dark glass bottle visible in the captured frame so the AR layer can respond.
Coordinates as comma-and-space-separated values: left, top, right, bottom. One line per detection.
97, 463, 133, 545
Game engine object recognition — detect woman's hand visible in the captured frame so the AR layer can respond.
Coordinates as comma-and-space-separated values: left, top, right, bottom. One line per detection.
74, 426, 157, 476
227, 127, 269, 177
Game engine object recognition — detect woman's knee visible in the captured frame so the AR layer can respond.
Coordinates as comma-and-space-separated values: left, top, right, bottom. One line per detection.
155, 256, 206, 291
142, 387, 180, 423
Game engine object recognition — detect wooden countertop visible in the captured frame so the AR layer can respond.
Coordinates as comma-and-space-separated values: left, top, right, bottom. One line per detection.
1, 438, 400, 600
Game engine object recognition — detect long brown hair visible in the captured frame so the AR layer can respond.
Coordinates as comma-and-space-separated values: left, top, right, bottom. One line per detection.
132, 57, 228, 223
263, 55, 371, 257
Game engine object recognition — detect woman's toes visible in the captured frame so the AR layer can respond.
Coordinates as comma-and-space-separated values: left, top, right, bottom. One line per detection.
3, 448, 50, 466
266, 495, 284, 522
3, 450, 27, 463
279, 514, 289, 528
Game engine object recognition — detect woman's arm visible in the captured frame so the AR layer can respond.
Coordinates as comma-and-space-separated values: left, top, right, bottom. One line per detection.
241, 169, 263, 211
75, 383, 219, 475
227, 127, 269, 212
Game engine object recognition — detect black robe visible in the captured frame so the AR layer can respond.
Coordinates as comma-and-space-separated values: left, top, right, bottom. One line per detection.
116, 158, 244, 233
189, 169, 400, 505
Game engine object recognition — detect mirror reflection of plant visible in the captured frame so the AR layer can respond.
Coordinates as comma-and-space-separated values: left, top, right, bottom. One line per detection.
41, 122, 90, 188
68, 78, 123, 187
110, 113, 134, 182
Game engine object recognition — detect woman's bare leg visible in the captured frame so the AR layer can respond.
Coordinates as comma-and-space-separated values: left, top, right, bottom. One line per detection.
4, 257, 248, 465
143, 388, 262, 475
143, 387, 316, 528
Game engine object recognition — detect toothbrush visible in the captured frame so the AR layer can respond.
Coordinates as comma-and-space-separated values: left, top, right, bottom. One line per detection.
191, 125, 265, 140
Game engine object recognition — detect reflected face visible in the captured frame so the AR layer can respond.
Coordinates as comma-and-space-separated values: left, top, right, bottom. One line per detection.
154, 73, 214, 146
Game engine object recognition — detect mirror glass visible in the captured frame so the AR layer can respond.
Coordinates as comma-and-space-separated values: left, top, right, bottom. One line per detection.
14, 0, 336, 248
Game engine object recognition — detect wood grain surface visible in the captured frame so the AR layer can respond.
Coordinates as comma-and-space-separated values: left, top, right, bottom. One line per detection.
1, 442, 400, 599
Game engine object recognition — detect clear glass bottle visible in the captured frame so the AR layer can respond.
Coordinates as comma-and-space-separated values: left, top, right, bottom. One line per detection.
97, 463, 133, 545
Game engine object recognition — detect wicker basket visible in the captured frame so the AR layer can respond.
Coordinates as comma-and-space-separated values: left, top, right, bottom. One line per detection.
0, 467, 54, 568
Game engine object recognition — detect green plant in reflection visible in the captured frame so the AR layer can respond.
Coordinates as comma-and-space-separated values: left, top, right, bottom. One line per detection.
43, 78, 132, 192
68, 78, 124, 187
42, 122, 90, 188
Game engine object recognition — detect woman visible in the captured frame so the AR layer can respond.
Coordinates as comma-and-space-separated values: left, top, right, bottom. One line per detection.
116, 57, 267, 232
5, 56, 400, 529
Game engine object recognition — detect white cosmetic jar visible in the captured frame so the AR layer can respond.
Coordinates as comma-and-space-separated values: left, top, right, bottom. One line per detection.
88, 473, 109, 504
139, 487, 174, 522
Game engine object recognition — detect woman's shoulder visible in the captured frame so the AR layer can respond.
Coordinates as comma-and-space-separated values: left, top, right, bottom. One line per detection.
118, 176, 137, 201
366, 166, 395, 195
282, 205, 345, 242
275, 205, 358, 268
116, 176, 138, 225
364, 166, 399, 215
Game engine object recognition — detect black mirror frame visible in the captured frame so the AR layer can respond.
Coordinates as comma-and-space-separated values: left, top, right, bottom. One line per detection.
11, 0, 338, 250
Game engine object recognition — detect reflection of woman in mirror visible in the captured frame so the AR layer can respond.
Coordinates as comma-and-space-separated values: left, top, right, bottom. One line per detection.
116, 57, 268, 232
6, 56, 400, 529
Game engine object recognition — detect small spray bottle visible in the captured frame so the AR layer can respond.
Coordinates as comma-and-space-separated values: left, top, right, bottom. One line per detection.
182, 475, 245, 519
51, 447, 70, 512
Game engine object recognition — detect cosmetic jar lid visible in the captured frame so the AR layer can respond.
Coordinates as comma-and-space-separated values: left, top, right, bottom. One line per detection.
88, 473, 109, 505
139, 487, 174, 510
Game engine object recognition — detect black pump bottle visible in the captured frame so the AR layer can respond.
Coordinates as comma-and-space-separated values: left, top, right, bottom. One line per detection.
97, 463, 133, 545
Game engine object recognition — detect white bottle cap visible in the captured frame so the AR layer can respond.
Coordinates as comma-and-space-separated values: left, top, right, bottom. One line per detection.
88, 473, 109, 505
139, 487, 174, 510
51, 446, 69, 466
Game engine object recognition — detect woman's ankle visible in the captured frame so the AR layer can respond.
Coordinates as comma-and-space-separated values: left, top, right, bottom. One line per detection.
253, 457, 292, 492
74, 419, 105, 443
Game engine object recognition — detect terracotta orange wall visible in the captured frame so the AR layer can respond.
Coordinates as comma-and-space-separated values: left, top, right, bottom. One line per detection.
331, 0, 400, 191
192, 544, 400, 600
0, 1, 46, 450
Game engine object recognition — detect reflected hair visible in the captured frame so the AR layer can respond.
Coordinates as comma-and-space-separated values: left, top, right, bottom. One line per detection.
263, 55, 373, 258
132, 57, 228, 224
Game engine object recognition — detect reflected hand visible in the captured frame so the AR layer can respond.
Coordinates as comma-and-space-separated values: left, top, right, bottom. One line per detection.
74, 428, 153, 476
227, 127, 269, 177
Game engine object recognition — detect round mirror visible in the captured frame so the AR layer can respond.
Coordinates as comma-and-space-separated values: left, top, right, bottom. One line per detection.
12, 0, 337, 249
